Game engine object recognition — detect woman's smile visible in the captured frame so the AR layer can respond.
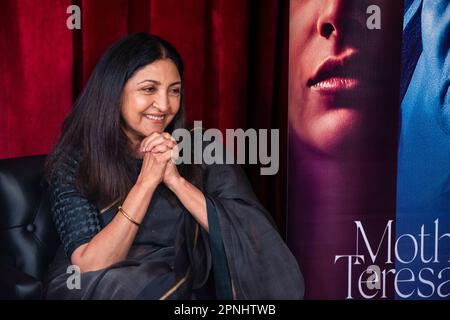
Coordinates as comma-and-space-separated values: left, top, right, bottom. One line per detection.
143, 113, 165, 123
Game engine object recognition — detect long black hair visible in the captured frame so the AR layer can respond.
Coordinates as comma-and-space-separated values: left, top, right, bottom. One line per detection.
46, 33, 200, 209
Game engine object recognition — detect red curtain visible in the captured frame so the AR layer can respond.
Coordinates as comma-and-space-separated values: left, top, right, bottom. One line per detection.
0, 0, 288, 231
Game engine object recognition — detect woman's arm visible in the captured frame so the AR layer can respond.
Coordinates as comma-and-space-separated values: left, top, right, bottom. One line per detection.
71, 180, 156, 273
165, 172, 209, 232
143, 132, 209, 232
71, 138, 173, 273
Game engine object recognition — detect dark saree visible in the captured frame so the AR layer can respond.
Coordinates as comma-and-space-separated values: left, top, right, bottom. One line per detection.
44, 155, 304, 300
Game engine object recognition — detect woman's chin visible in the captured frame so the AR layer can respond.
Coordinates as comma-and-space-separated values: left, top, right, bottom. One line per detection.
298, 109, 364, 157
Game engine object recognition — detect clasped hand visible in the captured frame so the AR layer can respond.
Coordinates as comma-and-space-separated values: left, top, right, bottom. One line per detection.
136, 132, 181, 189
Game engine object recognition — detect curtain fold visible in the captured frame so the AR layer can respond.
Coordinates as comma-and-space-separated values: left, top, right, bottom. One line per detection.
0, 0, 73, 158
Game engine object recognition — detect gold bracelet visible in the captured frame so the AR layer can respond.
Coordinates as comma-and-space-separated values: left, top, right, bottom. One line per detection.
118, 206, 140, 227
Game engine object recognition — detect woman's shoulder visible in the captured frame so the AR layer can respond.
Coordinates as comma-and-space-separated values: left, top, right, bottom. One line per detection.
48, 149, 82, 184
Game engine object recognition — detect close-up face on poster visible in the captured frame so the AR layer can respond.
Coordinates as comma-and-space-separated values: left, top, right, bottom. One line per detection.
288, 0, 449, 300
0, 0, 448, 313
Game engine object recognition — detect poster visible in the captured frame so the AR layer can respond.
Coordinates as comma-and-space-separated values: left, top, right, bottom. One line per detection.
287, 0, 450, 300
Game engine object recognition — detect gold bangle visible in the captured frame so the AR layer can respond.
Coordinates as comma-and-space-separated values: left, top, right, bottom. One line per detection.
118, 206, 140, 227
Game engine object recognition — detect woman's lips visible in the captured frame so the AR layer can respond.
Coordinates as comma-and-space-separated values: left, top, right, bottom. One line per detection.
310, 77, 360, 93
307, 53, 362, 95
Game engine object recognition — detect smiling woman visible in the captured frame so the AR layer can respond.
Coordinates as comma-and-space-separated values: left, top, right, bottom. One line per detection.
121, 60, 182, 157
43, 33, 304, 300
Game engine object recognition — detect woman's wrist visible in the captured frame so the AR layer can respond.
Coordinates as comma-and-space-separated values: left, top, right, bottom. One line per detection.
165, 175, 185, 193
134, 178, 159, 193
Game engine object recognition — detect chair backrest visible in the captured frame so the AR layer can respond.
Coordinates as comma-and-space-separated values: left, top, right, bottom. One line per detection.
0, 155, 60, 281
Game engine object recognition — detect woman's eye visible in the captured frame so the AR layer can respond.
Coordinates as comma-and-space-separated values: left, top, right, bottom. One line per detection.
169, 88, 181, 96
142, 87, 156, 94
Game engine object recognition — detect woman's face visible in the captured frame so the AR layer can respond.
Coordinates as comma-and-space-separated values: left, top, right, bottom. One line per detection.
121, 59, 181, 145
289, 0, 398, 154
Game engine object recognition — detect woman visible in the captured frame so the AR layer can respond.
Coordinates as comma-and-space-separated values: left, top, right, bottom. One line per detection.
288, 0, 402, 155
287, 0, 402, 298
44, 33, 304, 299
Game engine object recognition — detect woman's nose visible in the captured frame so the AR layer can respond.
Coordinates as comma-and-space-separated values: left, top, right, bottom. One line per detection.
316, 0, 345, 39
153, 93, 170, 111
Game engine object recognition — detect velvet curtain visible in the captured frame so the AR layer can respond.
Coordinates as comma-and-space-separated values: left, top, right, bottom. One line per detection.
0, 0, 289, 232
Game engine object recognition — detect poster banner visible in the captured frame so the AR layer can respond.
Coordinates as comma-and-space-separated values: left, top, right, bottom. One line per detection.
287, 0, 449, 299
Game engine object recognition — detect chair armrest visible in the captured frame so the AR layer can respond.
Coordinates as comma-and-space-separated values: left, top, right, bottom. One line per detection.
0, 264, 42, 299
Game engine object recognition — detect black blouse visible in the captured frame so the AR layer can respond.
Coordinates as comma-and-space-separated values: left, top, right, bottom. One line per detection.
49, 155, 101, 257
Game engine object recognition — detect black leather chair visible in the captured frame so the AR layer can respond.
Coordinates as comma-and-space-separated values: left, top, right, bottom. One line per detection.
0, 155, 60, 299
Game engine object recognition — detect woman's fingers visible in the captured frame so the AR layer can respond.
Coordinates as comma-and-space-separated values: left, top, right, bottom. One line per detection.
141, 136, 164, 152
141, 135, 169, 152
171, 144, 180, 162
146, 137, 165, 152
138, 149, 168, 187
153, 148, 173, 163
140, 132, 177, 153
148, 139, 176, 153
164, 133, 178, 144
140, 133, 160, 152
161, 132, 172, 140
152, 143, 170, 153
164, 133, 178, 150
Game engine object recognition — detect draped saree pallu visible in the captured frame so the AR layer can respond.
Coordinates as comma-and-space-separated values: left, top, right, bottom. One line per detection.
43, 152, 304, 300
